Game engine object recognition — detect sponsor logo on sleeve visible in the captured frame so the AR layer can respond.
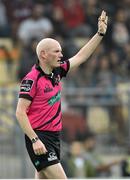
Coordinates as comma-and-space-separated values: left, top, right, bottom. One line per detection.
20, 79, 34, 92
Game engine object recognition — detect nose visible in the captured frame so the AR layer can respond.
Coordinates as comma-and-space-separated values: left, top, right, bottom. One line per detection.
60, 52, 63, 58
61, 53, 63, 57
59, 52, 63, 57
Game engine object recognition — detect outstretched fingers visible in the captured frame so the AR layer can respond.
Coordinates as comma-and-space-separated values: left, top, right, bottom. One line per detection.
98, 10, 108, 35
100, 10, 106, 20
99, 10, 108, 25
105, 16, 108, 25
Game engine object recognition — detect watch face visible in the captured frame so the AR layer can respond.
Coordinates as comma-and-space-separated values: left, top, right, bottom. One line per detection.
31, 137, 39, 143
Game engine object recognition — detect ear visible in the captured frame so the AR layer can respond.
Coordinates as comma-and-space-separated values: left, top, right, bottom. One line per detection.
40, 50, 47, 59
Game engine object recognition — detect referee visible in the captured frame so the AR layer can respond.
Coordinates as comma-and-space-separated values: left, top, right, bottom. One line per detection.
16, 10, 108, 179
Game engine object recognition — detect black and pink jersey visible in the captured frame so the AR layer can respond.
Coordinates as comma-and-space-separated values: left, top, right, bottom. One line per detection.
19, 60, 70, 131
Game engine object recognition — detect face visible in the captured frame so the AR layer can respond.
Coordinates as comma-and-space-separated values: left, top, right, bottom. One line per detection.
44, 42, 63, 68
84, 138, 96, 151
70, 141, 84, 157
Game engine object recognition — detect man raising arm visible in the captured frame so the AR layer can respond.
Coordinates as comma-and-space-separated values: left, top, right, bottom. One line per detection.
69, 10, 108, 69
16, 10, 108, 179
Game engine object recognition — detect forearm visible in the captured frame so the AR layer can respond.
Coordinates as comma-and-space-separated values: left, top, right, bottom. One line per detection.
16, 112, 38, 140
69, 33, 103, 69
97, 161, 120, 172
16, 112, 48, 155
77, 33, 103, 62
69, 10, 108, 69
96, 164, 111, 172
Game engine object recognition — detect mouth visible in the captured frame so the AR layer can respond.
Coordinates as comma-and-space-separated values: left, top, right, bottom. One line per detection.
57, 60, 61, 63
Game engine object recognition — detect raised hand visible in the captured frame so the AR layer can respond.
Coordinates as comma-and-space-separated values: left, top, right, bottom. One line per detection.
98, 10, 108, 36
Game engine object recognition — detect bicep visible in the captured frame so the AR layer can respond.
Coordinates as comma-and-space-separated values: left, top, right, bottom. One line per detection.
69, 55, 81, 70
16, 98, 31, 113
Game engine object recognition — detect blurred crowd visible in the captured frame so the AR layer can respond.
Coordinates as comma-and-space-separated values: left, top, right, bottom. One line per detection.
1, 0, 130, 178
61, 131, 130, 178
0, 0, 130, 87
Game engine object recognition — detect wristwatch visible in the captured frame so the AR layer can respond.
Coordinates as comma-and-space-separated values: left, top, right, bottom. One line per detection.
31, 137, 39, 143
97, 31, 105, 37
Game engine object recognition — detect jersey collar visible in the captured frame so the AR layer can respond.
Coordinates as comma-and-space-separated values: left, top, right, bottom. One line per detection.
35, 64, 54, 78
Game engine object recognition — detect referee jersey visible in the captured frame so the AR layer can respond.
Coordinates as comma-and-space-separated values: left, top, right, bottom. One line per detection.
19, 60, 70, 131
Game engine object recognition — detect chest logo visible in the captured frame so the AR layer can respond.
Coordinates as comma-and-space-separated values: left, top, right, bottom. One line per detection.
48, 91, 61, 105
44, 84, 53, 93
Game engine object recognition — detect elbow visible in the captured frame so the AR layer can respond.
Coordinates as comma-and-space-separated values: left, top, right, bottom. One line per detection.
16, 109, 25, 120
15, 109, 20, 120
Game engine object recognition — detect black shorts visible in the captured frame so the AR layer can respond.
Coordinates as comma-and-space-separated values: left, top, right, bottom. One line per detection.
25, 130, 61, 172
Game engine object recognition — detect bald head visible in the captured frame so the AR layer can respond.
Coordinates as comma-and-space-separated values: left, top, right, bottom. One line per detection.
36, 38, 61, 59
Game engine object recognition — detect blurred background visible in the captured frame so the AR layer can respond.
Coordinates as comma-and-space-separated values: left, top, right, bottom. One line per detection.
1, 0, 130, 178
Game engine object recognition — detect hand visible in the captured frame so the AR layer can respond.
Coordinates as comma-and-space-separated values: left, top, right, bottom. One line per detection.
32, 139, 48, 155
98, 10, 108, 36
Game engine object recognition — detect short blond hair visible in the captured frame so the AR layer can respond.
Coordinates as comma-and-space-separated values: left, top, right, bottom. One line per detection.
36, 38, 60, 59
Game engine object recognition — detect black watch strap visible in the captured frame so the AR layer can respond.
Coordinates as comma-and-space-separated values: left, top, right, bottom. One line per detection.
98, 32, 105, 37
31, 137, 39, 143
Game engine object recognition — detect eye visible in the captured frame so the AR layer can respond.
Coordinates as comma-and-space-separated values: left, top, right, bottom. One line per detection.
55, 50, 60, 53
54, 49, 62, 53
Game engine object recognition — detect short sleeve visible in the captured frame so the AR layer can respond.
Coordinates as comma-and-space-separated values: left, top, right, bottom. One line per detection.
60, 60, 70, 78
19, 76, 37, 101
